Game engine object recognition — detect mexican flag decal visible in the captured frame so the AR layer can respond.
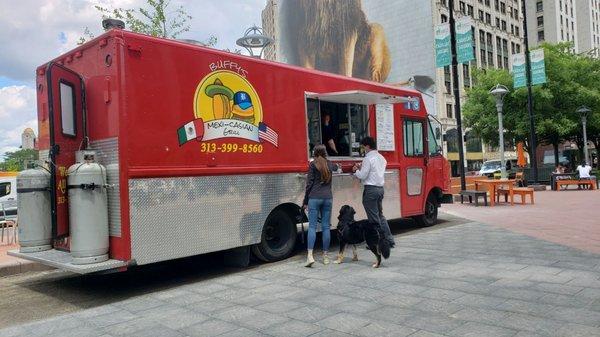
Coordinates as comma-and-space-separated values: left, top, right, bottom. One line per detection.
177, 118, 204, 145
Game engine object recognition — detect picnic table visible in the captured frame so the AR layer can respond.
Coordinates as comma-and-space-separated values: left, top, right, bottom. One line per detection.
474, 179, 515, 207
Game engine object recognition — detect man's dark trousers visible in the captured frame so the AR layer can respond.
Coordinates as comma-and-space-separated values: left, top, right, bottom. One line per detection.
362, 185, 395, 245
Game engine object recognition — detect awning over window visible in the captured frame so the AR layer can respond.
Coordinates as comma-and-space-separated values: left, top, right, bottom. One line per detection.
306, 90, 417, 105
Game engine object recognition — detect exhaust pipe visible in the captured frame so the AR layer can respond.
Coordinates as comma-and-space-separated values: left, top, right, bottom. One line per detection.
102, 19, 125, 30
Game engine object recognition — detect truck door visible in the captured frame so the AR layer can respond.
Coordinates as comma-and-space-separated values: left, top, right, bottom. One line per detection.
400, 118, 427, 216
46, 63, 85, 240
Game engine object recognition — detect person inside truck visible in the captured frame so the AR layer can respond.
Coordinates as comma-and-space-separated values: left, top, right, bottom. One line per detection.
321, 113, 338, 156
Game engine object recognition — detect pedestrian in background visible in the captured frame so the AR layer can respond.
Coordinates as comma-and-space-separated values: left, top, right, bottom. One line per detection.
352, 137, 395, 247
303, 144, 339, 267
576, 161, 594, 190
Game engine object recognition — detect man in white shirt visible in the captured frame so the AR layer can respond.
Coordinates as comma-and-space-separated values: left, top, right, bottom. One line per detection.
352, 137, 395, 247
576, 161, 595, 189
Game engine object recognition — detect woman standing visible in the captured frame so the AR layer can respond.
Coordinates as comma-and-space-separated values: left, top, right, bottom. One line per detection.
303, 144, 338, 267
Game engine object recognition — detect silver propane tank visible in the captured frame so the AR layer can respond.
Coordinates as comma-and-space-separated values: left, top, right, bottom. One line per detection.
67, 152, 109, 264
16, 168, 52, 252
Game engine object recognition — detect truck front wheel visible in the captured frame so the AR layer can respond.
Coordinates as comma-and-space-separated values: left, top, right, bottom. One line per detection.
413, 193, 438, 227
252, 210, 297, 262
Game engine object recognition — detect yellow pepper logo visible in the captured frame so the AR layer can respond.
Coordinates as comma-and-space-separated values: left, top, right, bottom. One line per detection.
177, 68, 278, 148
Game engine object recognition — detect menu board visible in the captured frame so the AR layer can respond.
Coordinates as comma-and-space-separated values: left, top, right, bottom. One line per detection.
376, 104, 395, 151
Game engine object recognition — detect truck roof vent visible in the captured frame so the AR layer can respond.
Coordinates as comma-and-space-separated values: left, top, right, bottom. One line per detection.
102, 19, 125, 30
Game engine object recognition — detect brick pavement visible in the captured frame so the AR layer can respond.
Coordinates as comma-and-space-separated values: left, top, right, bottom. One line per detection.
442, 189, 600, 254
1, 215, 599, 337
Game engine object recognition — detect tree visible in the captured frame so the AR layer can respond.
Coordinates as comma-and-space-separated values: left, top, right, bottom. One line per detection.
78, 0, 217, 47
0, 149, 39, 172
462, 42, 600, 167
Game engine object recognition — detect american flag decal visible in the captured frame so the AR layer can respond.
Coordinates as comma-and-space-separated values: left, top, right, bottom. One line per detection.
258, 122, 278, 147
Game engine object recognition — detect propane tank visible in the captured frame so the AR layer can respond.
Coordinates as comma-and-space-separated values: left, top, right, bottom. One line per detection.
17, 169, 52, 252
67, 155, 109, 265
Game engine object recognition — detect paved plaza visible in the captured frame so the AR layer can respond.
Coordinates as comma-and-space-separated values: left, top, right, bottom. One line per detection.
0, 209, 599, 337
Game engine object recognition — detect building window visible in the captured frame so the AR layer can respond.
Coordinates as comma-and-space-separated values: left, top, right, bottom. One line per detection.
444, 66, 451, 93
441, 14, 448, 23
537, 16, 544, 27
481, 49, 487, 67
486, 13, 492, 24
488, 51, 494, 67
500, 2, 506, 13
460, 1, 466, 14
446, 104, 453, 118
496, 17, 501, 28
468, 5, 474, 17
536, 1, 543, 12
538, 30, 545, 41
479, 9, 484, 20
516, 44, 521, 53
514, 8, 518, 18
485, 0, 490, 7
501, 20, 507, 31
495, 0, 499, 10
515, 26, 520, 36
463, 63, 471, 88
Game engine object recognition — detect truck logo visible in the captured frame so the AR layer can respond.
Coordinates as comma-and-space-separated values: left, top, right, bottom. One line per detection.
177, 69, 278, 148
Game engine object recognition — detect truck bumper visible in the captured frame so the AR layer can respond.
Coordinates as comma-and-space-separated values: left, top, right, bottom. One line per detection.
8, 249, 129, 274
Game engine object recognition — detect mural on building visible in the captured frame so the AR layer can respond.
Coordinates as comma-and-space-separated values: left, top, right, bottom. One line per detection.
279, 0, 391, 82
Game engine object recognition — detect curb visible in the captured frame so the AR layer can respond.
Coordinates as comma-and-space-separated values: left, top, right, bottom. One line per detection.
0, 259, 54, 278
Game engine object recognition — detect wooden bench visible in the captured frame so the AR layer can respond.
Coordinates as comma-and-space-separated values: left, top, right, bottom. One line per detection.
556, 179, 596, 190
460, 190, 488, 206
513, 187, 534, 204
497, 187, 534, 204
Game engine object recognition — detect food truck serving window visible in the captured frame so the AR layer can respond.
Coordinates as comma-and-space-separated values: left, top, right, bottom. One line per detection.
307, 98, 369, 158
307, 90, 416, 158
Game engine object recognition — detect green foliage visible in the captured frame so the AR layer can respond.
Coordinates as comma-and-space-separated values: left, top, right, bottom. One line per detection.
463, 42, 600, 158
0, 149, 39, 172
78, 0, 216, 47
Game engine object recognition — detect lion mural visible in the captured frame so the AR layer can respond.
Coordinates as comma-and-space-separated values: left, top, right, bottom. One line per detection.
280, 0, 391, 83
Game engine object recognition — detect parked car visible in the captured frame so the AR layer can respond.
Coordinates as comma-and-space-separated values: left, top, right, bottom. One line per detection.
0, 175, 17, 220
478, 159, 519, 178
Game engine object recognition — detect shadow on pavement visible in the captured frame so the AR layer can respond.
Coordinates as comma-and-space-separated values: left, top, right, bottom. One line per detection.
7, 212, 467, 323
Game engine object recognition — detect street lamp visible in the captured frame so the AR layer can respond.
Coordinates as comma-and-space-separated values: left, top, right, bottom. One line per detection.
235, 26, 274, 59
490, 84, 509, 179
577, 106, 592, 165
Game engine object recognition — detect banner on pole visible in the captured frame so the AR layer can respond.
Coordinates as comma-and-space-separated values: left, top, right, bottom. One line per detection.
530, 49, 547, 85
435, 23, 451, 68
512, 53, 526, 88
456, 17, 474, 63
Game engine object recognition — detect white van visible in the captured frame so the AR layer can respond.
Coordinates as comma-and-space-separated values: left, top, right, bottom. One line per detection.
0, 175, 17, 220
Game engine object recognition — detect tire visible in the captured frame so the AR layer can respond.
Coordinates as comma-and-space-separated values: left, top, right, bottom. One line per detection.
413, 193, 438, 227
252, 210, 297, 262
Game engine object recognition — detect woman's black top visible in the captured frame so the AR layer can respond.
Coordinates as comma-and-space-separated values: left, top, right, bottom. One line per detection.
302, 160, 339, 205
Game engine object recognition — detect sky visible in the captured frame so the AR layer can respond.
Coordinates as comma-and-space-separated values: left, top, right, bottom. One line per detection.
0, 0, 266, 159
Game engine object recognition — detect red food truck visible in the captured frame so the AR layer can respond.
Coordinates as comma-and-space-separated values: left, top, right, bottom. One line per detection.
10, 28, 452, 274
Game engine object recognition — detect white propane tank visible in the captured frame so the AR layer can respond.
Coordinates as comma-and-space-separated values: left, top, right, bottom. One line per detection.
67, 160, 109, 264
17, 169, 52, 252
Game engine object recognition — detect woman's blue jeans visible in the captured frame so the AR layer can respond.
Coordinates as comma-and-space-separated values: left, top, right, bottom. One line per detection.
307, 198, 333, 251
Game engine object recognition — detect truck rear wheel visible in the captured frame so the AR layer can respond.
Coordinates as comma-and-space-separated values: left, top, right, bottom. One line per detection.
413, 193, 438, 227
252, 210, 297, 262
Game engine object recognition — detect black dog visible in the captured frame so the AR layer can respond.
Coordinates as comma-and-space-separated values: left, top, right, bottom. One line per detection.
334, 205, 391, 268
